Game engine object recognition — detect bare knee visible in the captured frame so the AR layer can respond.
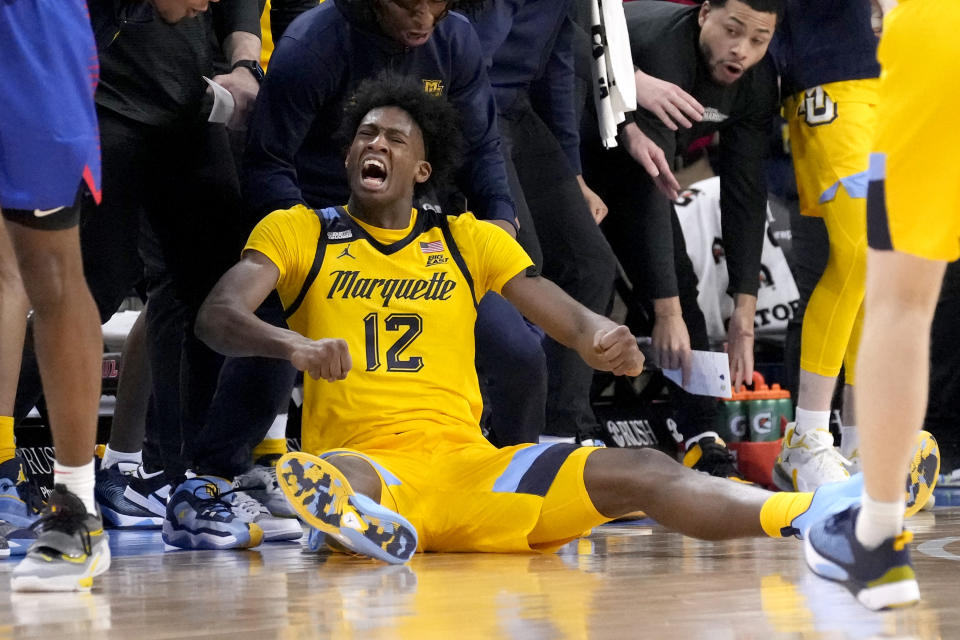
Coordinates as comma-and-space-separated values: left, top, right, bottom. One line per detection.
866, 251, 946, 319
584, 447, 681, 517
15, 246, 84, 313
325, 455, 382, 503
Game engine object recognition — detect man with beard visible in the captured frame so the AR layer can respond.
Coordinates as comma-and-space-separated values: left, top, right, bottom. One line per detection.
580, 0, 781, 474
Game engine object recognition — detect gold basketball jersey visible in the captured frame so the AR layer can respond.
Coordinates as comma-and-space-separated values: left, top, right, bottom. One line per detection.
245, 204, 533, 454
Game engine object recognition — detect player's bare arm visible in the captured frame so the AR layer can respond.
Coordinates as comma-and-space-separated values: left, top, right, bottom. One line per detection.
196, 249, 352, 382
501, 272, 644, 376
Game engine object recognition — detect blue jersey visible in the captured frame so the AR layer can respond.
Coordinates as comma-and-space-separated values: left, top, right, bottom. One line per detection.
0, 0, 101, 210
770, 0, 880, 96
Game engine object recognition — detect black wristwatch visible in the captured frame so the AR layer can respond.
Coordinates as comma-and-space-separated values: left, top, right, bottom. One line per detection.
232, 59, 265, 84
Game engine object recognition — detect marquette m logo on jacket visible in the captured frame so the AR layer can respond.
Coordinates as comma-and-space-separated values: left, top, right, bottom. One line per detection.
421, 79, 444, 96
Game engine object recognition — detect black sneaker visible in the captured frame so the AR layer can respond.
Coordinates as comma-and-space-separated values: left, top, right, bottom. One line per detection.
683, 432, 748, 482
95, 465, 164, 529
122, 465, 172, 518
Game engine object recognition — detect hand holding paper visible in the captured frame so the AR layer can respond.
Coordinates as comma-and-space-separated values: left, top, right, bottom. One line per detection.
203, 76, 235, 125
663, 349, 733, 398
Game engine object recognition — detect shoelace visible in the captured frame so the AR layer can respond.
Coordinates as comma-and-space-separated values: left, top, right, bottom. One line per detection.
262, 465, 281, 491
30, 488, 94, 555
227, 487, 269, 520
804, 434, 852, 478
192, 482, 269, 521
246, 465, 281, 493
191, 484, 247, 519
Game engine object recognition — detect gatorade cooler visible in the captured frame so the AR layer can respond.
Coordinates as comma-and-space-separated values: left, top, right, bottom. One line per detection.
724, 372, 792, 487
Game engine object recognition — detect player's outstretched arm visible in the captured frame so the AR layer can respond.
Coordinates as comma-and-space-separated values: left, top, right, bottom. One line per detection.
501, 273, 644, 376
196, 250, 351, 382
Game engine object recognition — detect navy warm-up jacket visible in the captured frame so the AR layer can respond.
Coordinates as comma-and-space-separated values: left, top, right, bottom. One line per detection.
242, 0, 516, 224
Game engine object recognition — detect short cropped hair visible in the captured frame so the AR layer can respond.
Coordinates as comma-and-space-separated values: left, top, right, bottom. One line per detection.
707, 0, 783, 18
339, 73, 465, 196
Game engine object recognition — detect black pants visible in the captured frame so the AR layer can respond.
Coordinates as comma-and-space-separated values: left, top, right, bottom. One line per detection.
475, 293, 547, 446
498, 92, 617, 438
580, 123, 717, 443
781, 206, 830, 402
925, 260, 960, 471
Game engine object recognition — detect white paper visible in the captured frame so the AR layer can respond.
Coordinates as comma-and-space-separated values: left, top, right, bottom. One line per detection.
203, 76, 235, 125
663, 350, 733, 398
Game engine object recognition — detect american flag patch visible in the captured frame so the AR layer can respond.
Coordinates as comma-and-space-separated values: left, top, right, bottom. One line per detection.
419, 240, 444, 253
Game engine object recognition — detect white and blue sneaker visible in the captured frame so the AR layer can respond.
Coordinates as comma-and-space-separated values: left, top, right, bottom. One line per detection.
805, 505, 919, 610
0, 458, 43, 528
162, 476, 263, 550
95, 465, 163, 529
277, 452, 417, 564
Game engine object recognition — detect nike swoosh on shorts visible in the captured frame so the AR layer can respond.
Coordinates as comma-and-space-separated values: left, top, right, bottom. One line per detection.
33, 207, 65, 217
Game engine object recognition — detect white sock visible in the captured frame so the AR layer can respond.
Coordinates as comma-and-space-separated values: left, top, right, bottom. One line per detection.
265, 414, 287, 440
101, 444, 142, 470
840, 425, 859, 459
855, 491, 904, 550
795, 408, 831, 435
54, 459, 97, 514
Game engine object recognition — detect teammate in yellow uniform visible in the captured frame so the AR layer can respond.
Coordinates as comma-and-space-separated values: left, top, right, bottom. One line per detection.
772, 1, 882, 491
804, 0, 958, 610
197, 74, 863, 562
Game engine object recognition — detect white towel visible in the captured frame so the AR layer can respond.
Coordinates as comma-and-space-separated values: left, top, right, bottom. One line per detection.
589, 0, 636, 148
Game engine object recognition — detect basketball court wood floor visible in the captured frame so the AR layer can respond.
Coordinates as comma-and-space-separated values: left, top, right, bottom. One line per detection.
1, 508, 959, 639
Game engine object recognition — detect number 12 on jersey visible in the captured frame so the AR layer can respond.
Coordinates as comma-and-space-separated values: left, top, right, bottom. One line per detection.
363, 313, 424, 372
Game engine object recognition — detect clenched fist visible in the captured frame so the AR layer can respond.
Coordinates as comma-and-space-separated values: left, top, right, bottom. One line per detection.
289, 338, 352, 383
587, 325, 645, 376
